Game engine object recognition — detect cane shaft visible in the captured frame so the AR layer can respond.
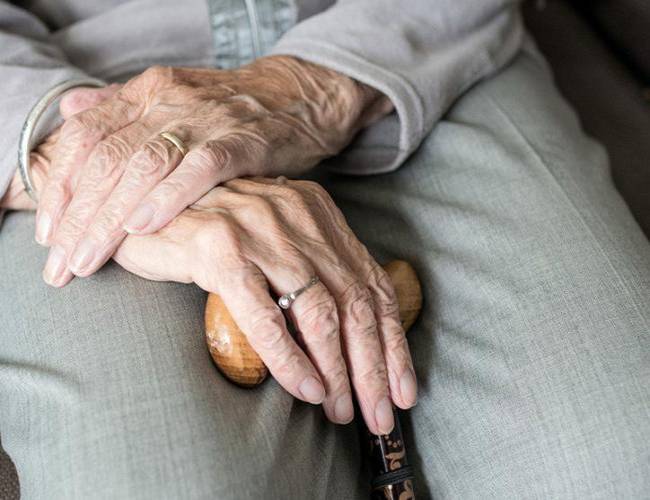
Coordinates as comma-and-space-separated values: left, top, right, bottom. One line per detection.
368, 408, 415, 499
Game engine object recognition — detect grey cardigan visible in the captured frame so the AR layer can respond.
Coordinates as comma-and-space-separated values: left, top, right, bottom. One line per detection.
0, 0, 523, 201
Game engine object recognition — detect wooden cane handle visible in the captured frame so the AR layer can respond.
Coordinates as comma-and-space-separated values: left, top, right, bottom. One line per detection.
205, 260, 422, 388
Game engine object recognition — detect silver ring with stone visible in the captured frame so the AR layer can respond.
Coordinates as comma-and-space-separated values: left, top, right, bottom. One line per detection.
18, 77, 106, 202
278, 276, 320, 310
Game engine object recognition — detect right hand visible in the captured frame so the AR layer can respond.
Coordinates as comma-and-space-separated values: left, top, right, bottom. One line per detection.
111, 178, 417, 435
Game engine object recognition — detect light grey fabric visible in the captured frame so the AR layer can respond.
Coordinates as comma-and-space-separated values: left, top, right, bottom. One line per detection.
0, 0, 524, 199
0, 48, 650, 499
1, 46, 649, 498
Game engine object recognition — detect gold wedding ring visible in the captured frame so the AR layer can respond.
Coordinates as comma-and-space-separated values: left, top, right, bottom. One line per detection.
160, 131, 188, 157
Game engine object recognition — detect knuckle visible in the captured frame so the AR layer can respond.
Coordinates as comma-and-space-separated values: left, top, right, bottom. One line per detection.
384, 329, 409, 355
241, 194, 275, 220
197, 142, 232, 173
62, 113, 104, 143
300, 294, 339, 344
129, 141, 170, 177
140, 65, 173, 86
274, 351, 305, 379
60, 89, 87, 111
355, 363, 388, 388
248, 308, 287, 351
351, 320, 378, 340
298, 180, 334, 207
328, 365, 350, 388
90, 208, 124, 239
88, 137, 132, 179
370, 269, 400, 317
274, 184, 309, 212
341, 283, 378, 338
57, 212, 88, 240
147, 177, 200, 216
225, 93, 265, 113
196, 217, 239, 258
152, 177, 186, 202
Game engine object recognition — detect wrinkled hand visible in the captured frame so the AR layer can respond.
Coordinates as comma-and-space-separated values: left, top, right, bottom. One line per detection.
111, 177, 417, 434
5, 114, 415, 435
34, 56, 392, 287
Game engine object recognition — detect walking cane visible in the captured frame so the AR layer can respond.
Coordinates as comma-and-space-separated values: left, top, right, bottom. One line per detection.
205, 260, 422, 499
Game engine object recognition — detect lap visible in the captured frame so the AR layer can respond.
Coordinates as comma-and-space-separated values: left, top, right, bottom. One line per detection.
2, 45, 649, 500
0, 211, 364, 499
316, 44, 650, 498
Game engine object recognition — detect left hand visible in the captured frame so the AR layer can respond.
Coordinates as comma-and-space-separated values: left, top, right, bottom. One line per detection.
34, 56, 392, 286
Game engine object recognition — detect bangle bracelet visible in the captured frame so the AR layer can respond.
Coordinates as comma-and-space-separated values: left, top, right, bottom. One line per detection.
18, 77, 106, 202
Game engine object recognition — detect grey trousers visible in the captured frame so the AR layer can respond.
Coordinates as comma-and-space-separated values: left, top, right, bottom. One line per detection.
1, 46, 649, 499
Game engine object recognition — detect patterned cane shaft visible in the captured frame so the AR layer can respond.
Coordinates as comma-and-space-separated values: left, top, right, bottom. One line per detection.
367, 408, 415, 499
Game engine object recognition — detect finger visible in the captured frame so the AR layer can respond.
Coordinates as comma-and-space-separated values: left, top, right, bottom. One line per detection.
124, 135, 263, 234
214, 254, 326, 405
300, 180, 413, 417
68, 134, 185, 276
321, 264, 394, 435
252, 247, 354, 425
59, 84, 123, 119
42, 244, 76, 288
44, 120, 152, 283
328, 196, 416, 410
112, 213, 198, 284
217, 178, 393, 434
286, 279, 354, 425
364, 260, 417, 409
35, 92, 142, 246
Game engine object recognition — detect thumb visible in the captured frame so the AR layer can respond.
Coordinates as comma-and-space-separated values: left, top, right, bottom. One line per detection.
59, 83, 123, 119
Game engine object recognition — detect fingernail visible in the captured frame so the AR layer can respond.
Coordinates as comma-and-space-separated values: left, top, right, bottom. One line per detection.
374, 397, 395, 435
124, 204, 155, 233
334, 393, 354, 423
43, 246, 69, 286
69, 239, 95, 275
299, 376, 325, 404
399, 368, 418, 407
35, 212, 52, 245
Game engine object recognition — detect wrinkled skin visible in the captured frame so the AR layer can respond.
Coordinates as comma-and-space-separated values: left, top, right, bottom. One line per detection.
33, 56, 393, 289
2, 137, 416, 438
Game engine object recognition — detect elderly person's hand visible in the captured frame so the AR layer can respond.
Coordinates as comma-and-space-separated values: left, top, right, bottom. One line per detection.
34, 56, 393, 286
115, 178, 417, 434
6, 163, 417, 435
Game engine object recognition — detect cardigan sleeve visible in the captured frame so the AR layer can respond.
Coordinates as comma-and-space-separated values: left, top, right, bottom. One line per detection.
269, 0, 524, 174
